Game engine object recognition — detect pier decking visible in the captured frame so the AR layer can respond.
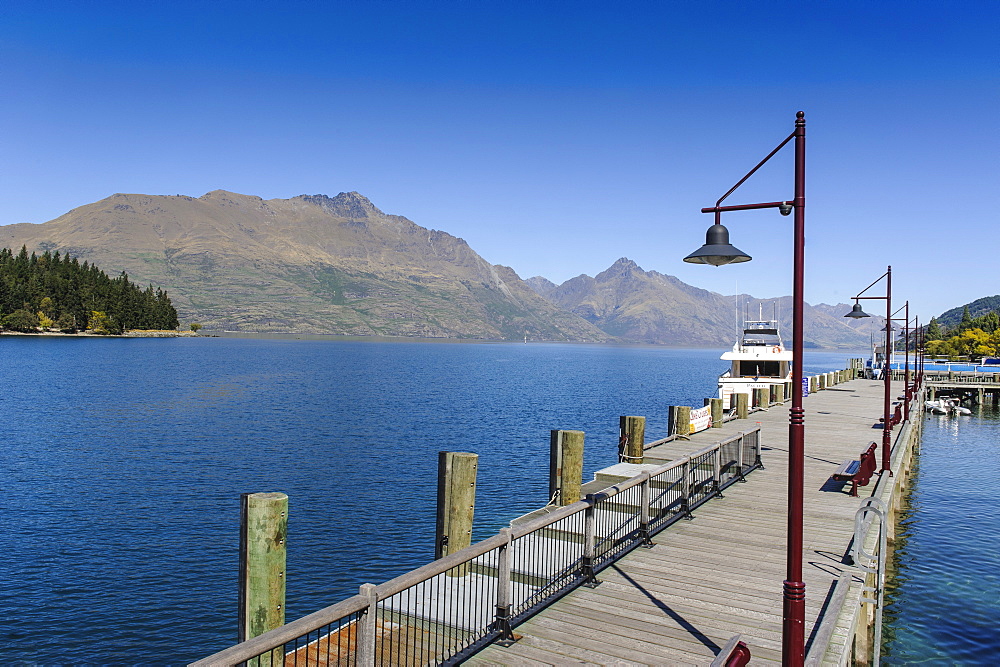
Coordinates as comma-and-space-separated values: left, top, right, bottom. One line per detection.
194, 372, 917, 667
468, 379, 903, 665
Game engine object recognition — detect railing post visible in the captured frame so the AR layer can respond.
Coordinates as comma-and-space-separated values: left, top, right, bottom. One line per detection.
357, 583, 378, 666
681, 459, 693, 519
752, 427, 763, 469
491, 528, 517, 645
581, 494, 601, 587
736, 432, 747, 482
638, 473, 654, 547
713, 445, 724, 498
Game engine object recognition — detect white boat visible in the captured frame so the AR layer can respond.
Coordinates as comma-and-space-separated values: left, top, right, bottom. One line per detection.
924, 398, 972, 416
718, 309, 792, 410
925, 399, 949, 415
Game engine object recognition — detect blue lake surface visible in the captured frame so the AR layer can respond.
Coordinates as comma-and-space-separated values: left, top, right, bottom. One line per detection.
0, 337, 854, 663
883, 404, 1000, 664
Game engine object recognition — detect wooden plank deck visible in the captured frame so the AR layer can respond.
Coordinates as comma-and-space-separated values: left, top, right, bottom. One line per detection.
469, 378, 899, 666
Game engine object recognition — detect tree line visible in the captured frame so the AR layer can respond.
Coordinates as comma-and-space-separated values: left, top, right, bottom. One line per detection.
922, 306, 1000, 360
0, 246, 179, 334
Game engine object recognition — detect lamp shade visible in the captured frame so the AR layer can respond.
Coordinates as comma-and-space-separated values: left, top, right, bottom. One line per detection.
683, 223, 751, 266
844, 302, 871, 319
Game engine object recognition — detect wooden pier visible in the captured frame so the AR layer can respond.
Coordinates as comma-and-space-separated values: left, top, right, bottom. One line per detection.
194, 370, 920, 667
467, 378, 916, 666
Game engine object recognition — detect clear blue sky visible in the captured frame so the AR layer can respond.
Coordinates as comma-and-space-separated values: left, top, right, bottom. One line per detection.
1, 1, 997, 321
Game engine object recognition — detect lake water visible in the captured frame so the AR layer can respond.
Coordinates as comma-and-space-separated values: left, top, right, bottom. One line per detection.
1, 337, 853, 663
882, 404, 1000, 664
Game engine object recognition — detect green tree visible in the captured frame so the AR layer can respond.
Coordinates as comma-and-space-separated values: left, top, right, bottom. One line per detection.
87, 310, 119, 335
2, 309, 39, 332
961, 305, 973, 328
190, 323, 202, 333
925, 316, 942, 340
55, 312, 77, 333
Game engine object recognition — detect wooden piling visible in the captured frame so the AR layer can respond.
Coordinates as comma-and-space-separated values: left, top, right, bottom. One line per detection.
676, 406, 692, 436
619, 416, 645, 463
755, 387, 768, 408
774, 384, 785, 405
709, 399, 723, 428
736, 393, 749, 419
436, 452, 478, 564
239, 492, 288, 645
550, 430, 585, 505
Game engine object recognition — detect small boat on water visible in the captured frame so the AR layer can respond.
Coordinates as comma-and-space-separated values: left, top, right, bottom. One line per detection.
925, 398, 972, 416
718, 305, 792, 410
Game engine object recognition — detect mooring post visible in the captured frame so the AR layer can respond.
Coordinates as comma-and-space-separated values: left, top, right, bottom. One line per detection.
755, 387, 768, 409
239, 492, 288, 645
619, 416, 645, 463
676, 406, 692, 436
774, 383, 785, 405
736, 393, 749, 419
710, 398, 723, 428
436, 451, 478, 570
550, 430, 584, 505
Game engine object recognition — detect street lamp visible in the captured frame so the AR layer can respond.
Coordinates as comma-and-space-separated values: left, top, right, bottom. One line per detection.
683, 111, 806, 666
887, 302, 917, 421
843, 266, 894, 474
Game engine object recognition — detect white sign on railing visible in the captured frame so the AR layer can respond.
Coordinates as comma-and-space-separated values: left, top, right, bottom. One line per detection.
690, 405, 712, 433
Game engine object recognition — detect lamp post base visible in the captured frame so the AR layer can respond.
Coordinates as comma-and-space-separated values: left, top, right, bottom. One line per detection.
783, 579, 806, 666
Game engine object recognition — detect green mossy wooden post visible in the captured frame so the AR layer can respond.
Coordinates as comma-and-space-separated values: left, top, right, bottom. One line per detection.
619, 416, 645, 463
755, 387, 768, 409
676, 406, 692, 436
709, 399, 723, 428
239, 492, 288, 649
436, 452, 478, 574
774, 383, 785, 405
550, 430, 585, 505
736, 393, 749, 419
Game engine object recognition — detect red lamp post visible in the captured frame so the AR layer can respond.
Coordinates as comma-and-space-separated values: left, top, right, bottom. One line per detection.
683, 111, 807, 666
843, 267, 894, 473
888, 302, 917, 421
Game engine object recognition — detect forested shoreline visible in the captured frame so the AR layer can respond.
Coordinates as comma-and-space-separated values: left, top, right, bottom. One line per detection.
0, 246, 179, 334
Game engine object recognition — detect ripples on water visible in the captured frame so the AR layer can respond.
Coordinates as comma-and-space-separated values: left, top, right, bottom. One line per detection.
883, 405, 1000, 664
1, 336, 850, 663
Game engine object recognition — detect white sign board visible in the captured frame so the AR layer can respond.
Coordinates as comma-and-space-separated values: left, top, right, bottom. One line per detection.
690, 405, 713, 434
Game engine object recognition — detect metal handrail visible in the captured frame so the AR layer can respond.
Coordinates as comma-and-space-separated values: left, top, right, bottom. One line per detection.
192, 427, 762, 666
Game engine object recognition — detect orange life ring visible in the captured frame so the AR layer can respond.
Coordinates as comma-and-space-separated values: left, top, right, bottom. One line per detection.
772, 346, 781, 353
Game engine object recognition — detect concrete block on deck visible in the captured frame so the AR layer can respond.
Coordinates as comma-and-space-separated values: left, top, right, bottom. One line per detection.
593, 462, 662, 485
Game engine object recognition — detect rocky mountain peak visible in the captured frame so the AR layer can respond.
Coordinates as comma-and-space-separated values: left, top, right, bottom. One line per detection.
299, 191, 384, 219
596, 257, 643, 282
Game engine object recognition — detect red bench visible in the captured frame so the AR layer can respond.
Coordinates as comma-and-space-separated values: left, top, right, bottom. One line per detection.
831, 442, 877, 496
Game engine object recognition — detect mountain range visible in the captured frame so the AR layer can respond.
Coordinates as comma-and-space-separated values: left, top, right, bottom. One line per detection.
0, 190, 877, 348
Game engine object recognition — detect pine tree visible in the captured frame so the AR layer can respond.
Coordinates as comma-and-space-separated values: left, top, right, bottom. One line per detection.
925, 317, 943, 340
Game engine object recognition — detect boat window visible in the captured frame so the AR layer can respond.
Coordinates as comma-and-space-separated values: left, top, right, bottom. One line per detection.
738, 360, 782, 377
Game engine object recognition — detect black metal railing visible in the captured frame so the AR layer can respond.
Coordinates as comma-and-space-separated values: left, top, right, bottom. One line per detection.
192, 427, 763, 666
